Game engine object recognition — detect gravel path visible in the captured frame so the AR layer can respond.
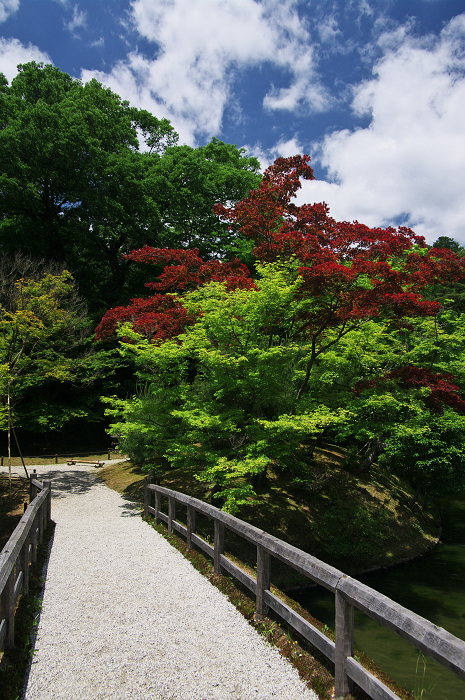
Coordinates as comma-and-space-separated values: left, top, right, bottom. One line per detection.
10, 462, 318, 700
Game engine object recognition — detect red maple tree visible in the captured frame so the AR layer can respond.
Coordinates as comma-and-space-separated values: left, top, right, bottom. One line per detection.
96, 155, 465, 386
354, 367, 465, 414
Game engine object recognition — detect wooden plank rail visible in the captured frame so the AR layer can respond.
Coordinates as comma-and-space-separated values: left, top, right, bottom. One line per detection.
144, 479, 465, 700
0, 477, 51, 652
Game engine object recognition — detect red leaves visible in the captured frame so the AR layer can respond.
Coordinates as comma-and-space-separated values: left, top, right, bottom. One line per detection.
97, 155, 465, 369
213, 154, 315, 262
354, 366, 465, 414
126, 245, 254, 293
390, 367, 465, 413
95, 294, 195, 343
216, 155, 465, 330
96, 247, 255, 342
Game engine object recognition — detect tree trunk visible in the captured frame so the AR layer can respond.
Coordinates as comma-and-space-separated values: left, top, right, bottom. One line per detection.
251, 467, 268, 490
359, 437, 386, 472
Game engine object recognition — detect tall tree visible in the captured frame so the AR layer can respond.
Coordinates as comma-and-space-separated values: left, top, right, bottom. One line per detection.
0, 62, 177, 316
142, 138, 261, 259
0, 63, 261, 317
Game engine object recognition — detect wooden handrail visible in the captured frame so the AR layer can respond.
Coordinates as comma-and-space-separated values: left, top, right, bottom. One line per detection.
144, 479, 465, 700
0, 478, 51, 651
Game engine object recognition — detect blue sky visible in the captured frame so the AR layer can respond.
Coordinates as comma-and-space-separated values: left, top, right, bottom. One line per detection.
1, 0, 465, 244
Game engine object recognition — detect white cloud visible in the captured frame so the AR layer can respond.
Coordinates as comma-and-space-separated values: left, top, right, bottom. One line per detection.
299, 14, 465, 245
90, 37, 104, 49
81, 0, 329, 144
0, 0, 19, 23
0, 38, 51, 83
64, 4, 87, 32
246, 135, 305, 171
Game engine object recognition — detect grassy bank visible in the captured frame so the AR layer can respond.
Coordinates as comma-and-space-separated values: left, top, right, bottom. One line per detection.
97, 445, 440, 583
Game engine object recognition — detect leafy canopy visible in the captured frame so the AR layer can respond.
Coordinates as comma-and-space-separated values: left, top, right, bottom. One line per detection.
100, 155, 465, 510
0, 262, 98, 431
0, 62, 261, 317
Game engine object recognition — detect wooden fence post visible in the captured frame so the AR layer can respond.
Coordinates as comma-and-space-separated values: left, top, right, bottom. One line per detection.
21, 535, 30, 595
168, 496, 176, 534
187, 505, 196, 550
29, 470, 37, 503
143, 476, 153, 518
43, 480, 51, 524
214, 521, 225, 574
0, 569, 15, 648
335, 588, 354, 698
154, 491, 161, 523
31, 513, 38, 564
38, 500, 44, 543
256, 544, 271, 620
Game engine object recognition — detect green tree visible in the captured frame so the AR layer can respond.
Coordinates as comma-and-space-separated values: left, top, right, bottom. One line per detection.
0, 62, 177, 316
431, 236, 464, 255
105, 263, 350, 511
0, 257, 99, 433
142, 138, 261, 259
0, 63, 261, 317
101, 156, 465, 510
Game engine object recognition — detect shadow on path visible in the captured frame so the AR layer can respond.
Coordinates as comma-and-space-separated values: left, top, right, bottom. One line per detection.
34, 469, 98, 499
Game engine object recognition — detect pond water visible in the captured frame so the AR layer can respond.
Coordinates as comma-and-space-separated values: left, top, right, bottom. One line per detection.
291, 497, 465, 700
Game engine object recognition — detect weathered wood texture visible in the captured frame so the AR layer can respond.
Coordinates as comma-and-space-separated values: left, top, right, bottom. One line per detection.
214, 522, 225, 574
145, 483, 465, 699
347, 658, 401, 700
335, 587, 354, 697
264, 589, 336, 661
0, 479, 51, 652
256, 545, 270, 618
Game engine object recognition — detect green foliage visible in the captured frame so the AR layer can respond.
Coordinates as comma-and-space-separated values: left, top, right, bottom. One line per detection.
107, 263, 465, 509
102, 384, 179, 471
143, 138, 261, 261
0, 262, 103, 431
0, 63, 261, 317
102, 155, 465, 510
105, 264, 356, 510
378, 409, 465, 494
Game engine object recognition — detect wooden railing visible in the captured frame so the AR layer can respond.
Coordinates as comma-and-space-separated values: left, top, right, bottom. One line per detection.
0, 477, 51, 651
144, 479, 465, 700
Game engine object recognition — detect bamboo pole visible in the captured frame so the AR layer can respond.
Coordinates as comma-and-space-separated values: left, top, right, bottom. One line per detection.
11, 416, 29, 478
7, 388, 11, 498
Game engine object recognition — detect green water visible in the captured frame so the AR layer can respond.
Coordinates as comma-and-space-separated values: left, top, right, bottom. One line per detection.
291, 498, 465, 700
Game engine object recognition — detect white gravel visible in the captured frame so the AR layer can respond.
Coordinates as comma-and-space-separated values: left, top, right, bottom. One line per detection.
8, 462, 318, 700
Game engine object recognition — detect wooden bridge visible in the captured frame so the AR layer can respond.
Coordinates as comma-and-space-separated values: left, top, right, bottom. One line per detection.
1, 472, 464, 700
144, 477, 465, 700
